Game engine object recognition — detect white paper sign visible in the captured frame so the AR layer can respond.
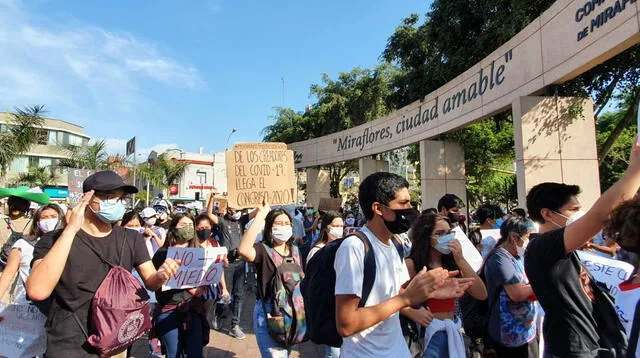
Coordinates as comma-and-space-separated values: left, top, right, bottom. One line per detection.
0, 303, 46, 358
577, 250, 634, 296
480, 229, 501, 239
162, 247, 228, 291
453, 226, 483, 272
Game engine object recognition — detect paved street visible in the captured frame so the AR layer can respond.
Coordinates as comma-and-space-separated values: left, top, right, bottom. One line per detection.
205, 280, 324, 358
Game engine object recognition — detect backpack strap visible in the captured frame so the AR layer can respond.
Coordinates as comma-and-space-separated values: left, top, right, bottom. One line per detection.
117, 229, 129, 266
391, 235, 405, 259
77, 236, 116, 268
626, 299, 640, 357
261, 243, 284, 267
290, 244, 301, 266
348, 231, 376, 308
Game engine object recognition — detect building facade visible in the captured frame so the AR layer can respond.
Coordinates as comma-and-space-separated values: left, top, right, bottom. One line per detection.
163, 149, 227, 202
0, 112, 91, 190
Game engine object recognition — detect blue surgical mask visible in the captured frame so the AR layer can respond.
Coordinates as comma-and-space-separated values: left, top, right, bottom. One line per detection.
433, 232, 456, 254
92, 198, 126, 223
493, 218, 504, 229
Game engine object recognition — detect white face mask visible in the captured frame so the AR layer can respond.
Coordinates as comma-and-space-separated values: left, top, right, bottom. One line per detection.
328, 227, 344, 239
516, 238, 529, 257
552, 210, 586, 228
38, 218, 58, 233
144, 218, 157, 226
271, 225, 292, 243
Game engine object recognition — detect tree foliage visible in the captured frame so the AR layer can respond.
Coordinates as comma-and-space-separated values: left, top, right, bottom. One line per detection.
262, 65, 396, 198
10, 164, 59, 188
57, 140, 111, 170
384, 0, 639, 205
0, 105, 46, 178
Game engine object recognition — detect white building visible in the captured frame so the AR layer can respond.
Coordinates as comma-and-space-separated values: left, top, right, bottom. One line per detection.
162, 148, 227, 202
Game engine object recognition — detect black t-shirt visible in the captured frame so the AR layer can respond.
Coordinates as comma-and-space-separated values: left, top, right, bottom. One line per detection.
152, 247, 193, 306
32, 226, 151, 311
218, 214, 250, 252
524, 228, 599, 357
31, 226, 150, 357
253, 242, 293, 301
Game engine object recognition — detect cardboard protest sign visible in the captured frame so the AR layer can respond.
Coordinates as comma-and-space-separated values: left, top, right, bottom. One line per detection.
318, 198, 342, 211
226, 143, 297, 209
577, 250, 634, 296
212, 197, 228, 214
453, 226, 483, 272
0, 302, 46, 358
162, 246, 228, 291
67, 169, 96, 207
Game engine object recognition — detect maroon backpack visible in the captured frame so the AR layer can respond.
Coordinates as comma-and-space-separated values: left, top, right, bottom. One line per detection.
73, 233, 152, 356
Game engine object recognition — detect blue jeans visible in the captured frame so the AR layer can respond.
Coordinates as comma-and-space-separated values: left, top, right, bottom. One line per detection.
425, 330, 449, 358
324, 344, 341, 358
254, 300, 293, 358
155, 309, 204, 358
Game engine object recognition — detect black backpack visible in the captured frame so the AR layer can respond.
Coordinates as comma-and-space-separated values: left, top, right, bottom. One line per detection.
300, 230, 403, 347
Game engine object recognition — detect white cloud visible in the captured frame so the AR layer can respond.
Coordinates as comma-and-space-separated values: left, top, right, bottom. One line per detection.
0, 1, 204, 119
99, 137, 179, 160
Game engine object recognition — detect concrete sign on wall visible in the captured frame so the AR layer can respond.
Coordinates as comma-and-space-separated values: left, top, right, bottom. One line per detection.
289, 0, 640, 168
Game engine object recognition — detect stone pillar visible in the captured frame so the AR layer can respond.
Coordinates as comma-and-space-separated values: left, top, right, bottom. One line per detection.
513, 96, 600, 210
419, 140, 467, 210
358, 158, 390, 180
306, 167, 330, 209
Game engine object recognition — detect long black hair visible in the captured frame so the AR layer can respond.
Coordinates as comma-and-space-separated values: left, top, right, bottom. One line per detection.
262, 208, 293, 247
409, 212, 458, 272
163, 213, 198, 248
121, 211, 143, 227
317, 211, 342, 245
29, 204, 65, 240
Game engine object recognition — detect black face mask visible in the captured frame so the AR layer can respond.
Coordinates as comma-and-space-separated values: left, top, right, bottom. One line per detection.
447, 211, 461, 224
382, 207, 418, 234
196, 229, 212, 241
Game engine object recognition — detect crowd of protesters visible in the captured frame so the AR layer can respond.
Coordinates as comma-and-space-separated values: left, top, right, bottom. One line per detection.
0, 137, 639, 358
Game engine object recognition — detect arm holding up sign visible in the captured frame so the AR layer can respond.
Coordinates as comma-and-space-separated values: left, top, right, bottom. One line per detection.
238, 199, 270, 262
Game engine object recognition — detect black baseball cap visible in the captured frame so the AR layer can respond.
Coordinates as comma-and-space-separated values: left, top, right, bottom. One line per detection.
437, 193, 464, 211
83, 171, 138, 194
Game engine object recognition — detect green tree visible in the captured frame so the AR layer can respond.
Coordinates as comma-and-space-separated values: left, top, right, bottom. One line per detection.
597, 94, 638, 190
0, 105, 46, 178
156, 153, 188, 198
263, 65, 396, 198
10, 164, 59, 188
57, 140, 110, 170
384, 0, 639, 204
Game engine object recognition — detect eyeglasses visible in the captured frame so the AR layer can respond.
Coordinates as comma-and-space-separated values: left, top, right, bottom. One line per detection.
93, 193, 131, 204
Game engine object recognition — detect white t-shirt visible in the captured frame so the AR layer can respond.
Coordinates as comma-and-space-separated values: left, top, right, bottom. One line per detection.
334, 225, 411, 358
11, 238, 37, 303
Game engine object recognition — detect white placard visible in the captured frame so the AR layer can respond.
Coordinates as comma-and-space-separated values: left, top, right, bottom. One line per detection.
162, 247, 227, 291
577, 250, 634, 296
453, 226, 483, 272
480, 229, 501, 239
0, 302, 46, 358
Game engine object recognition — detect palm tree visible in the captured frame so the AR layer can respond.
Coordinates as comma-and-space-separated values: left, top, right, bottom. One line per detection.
10, 164, 59, 188
156, 153, 188, 198
57, 140, 110, 170
0, 105, 46, 178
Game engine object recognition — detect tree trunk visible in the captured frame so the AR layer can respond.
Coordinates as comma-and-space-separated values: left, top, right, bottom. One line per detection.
598, 90, 640, 165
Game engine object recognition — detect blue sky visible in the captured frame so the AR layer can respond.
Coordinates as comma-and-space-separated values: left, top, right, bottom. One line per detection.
0, 0, 431, 157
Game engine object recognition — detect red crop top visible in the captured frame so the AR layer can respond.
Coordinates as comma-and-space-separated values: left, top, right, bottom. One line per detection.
426, 298, 456, 313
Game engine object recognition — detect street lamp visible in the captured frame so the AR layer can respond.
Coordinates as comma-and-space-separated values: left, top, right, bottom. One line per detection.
226, 128, 237, 151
